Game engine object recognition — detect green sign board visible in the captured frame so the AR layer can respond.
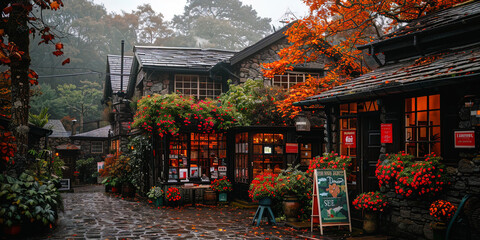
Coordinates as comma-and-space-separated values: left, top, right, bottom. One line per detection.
314, 169, 351, 226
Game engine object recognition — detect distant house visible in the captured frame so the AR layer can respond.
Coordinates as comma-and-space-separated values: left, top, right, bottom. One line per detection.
70, 125, 110, 159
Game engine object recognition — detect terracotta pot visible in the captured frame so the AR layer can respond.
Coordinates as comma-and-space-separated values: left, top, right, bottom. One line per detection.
283, 195, 301, 222
363, 211, 378, 234
431, 222, 447, 240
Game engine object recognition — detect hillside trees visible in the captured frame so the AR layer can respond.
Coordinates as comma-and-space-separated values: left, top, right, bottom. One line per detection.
264, 0, 467, 119
171, 0, 272, 50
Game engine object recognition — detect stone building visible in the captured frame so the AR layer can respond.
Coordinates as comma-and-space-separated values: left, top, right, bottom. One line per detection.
295, 1, 480, 239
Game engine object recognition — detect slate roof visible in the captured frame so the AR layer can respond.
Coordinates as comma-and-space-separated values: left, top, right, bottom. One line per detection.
70, 125, 110, 139
134, 46, 236, 70
44, 120, 70, 138
107, 55, 133, 92
300, 44, 480, 104
382, 1, 480, 40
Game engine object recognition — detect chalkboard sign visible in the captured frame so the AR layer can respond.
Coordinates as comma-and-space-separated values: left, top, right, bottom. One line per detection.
311, 169, 351, 235
58, 179, 70, 191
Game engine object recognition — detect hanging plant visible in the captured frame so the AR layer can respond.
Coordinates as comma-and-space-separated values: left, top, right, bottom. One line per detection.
131, 93, 241, 136
307, 152, 353, 175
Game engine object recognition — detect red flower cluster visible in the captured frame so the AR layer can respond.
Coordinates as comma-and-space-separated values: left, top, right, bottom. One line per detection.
248, 173, 278, 201
307, 152, 352, 175
352, 191, 387, 212
429, 200, 456, 222
0, 126, 16, 165
375, 152, 413, 188
395, 154, 448, 198
73, 171, 80, 177
211, 176, 233, 192
165, 187, 181, 202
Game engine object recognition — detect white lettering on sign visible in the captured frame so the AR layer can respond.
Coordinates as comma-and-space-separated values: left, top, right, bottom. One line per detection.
345, 136, 353, 143
324, 199, 335, 207
327, 176, 344, 185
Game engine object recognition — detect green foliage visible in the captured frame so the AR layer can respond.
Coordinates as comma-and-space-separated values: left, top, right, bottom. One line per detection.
210, 176, 233, 192
147, 186, 164, 200
126, 135, 151, 192
132, 93, 241, 136
218, 79, 294, 126
27, 149, 65, 180
76, 157, 98, 184
0, 173, 62, 227
28, 107, 50, 128
276, 165, 311, 197
30, 84, 67, 120
172, 0, 272, 50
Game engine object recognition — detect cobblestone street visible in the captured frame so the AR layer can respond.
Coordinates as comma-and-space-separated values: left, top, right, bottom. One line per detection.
31, 185, 346, 240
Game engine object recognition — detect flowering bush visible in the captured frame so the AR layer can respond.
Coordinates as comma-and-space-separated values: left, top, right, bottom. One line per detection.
211, 176, 233, 192
275, 164, 311, 197
73, 171, 80, 177
429, 200, 456, 222
395, 154, 449, 198
352, 191, 388, 212
147, 186, 164, 200
165, 187, 181, 202
308, 152, 352, 175
248, 173, 278, 201
376, 152, 414, 188
131, 93, 241, 136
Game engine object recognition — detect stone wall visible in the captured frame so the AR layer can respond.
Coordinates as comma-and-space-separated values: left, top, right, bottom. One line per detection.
141, 72, 170, 96
384, 154, 480, 240
231, 38, 325, 86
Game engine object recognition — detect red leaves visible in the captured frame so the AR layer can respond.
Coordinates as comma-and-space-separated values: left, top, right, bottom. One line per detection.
28, 69, 39, 85
62, 58, 70, 65
55, 42, 64, 50
3, 6, 13, 14
52, 50, 63, 56
50, 1, 60, 11
0, 126, 17, 165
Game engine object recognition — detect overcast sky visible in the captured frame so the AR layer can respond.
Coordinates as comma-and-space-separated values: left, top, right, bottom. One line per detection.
91, 0, 310, 27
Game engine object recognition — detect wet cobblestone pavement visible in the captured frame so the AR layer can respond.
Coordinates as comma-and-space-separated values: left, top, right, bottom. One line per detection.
28, 185, 346, 240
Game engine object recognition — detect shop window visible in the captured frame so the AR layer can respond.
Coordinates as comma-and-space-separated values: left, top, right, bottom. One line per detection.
175, 74, 222, 99
91, 141, 103, 154
234, 132, 249, 183
190, 133, 226, 179
272, 72, 321, 89
252, 133, 284, 177
110, 139, 120, 156
169, 134, 188, 180
405, 94, 441, 157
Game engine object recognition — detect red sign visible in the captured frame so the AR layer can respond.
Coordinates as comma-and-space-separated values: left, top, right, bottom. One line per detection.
455, 130, 475, 148
342, 130, 356, 147
285, 143, 298, 153
381, 124, 393, 143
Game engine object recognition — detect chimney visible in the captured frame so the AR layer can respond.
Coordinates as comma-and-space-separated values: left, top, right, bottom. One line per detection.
71, 119, 77, 136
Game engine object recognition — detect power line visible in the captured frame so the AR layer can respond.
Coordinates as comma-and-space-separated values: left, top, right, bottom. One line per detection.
38, 71, 103, 79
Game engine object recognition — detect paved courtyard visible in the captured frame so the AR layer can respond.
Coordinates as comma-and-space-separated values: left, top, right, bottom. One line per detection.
28, 185, 351, 240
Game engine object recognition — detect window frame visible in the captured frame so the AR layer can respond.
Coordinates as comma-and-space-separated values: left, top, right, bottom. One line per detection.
91, 141, 103, 154
174, 74, 222, 99
272, 71, 321, 89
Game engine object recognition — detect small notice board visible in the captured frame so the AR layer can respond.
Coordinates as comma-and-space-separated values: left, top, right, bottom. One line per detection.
311, 169, 351, 235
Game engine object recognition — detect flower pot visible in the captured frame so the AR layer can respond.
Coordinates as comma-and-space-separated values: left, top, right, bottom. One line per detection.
204, 189, 216, 205
363, 211, 378, 234
259, 197, 272, 206
218, 192, 228, 202
2, 224, 21, 236
154, 198, 164, 207
431, 222, 447, 240
283, 195, 301, 222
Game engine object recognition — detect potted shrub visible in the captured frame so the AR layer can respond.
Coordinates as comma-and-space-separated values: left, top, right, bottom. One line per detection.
211, 176, 233, 202
429, 200, 456, 240
165, 187, 182, 207
275, 165, 311, 222
352, 191, 388, 233
249, 173, 278, 205
395, 154, 449, 198
308, 152, 353, 175
147, 186, 164, 207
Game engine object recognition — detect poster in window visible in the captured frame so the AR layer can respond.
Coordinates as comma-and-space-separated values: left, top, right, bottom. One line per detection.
264, 146, 272, 154
179, 168, 188, 179
342, 130, 356, 147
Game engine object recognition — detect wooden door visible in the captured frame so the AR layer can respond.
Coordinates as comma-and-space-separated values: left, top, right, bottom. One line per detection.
359, 112, 381, 193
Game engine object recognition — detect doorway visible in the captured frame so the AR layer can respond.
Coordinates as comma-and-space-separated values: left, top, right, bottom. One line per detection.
358, 112, 381, 193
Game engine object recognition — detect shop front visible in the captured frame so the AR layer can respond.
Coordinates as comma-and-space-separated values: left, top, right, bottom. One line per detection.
230, 126, 324, 200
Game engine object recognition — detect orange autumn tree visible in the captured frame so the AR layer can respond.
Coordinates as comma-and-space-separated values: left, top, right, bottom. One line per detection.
1, 0, 69, 162
263, 0, 467, 119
